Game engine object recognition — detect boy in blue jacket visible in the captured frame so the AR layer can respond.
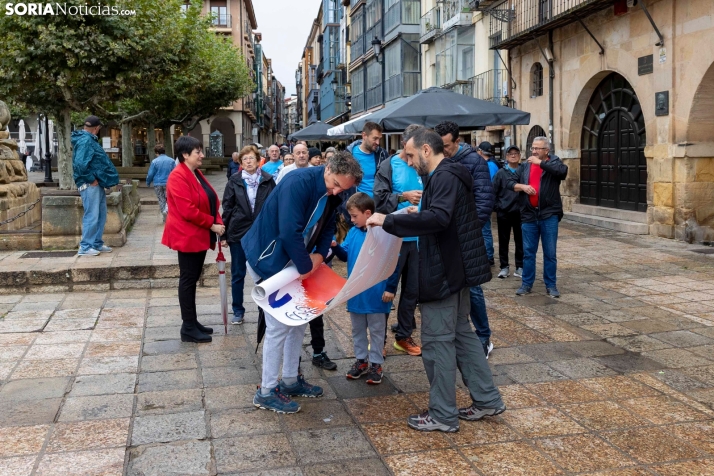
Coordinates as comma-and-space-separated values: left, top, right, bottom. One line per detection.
146, 144, 176, 222
332, 193, 399, 385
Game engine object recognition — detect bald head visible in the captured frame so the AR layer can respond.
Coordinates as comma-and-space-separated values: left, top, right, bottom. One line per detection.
292, 144, 309, 167
268, 145, 280, 162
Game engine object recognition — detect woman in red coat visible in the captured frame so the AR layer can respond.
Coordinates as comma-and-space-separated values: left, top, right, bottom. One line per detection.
162, 136, 225, 343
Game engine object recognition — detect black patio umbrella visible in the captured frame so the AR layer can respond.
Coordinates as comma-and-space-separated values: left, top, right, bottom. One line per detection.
288, 121, 354, 141
327, 87, 530, 135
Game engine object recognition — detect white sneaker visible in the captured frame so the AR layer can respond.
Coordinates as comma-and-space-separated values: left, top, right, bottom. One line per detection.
514, 267, 523, 278
78, 248, 101, 256
497, 267, 509, 279
98, 245, 113, 253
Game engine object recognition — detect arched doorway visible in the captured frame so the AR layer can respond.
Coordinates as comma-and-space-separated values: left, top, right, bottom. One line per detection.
580, 73, 646, 212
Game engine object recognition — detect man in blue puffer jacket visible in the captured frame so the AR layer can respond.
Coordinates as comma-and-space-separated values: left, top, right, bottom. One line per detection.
146, 143, 176, 222
435, 121, 496, 360
72, 115, 119, 257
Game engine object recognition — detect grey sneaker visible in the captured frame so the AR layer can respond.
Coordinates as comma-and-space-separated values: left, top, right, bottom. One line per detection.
514, 267, 523, 277
497, 267, 509, 279
458, 403, 506, 421
98, 245, 113, 253
78, 248, 100, 256
231, 313, 244, 325
547, 287, 561, 298
407, 411, 459, 433
516, 285, 532, 296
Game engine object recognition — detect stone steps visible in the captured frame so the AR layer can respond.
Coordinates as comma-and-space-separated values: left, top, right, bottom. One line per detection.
565, 204, 649, 235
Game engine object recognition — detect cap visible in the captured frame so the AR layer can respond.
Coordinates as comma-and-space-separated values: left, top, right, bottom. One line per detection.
506, 145, 521, 154
308, 147, 322, 160
477, 141, 493, 156
83, 115, 102, 127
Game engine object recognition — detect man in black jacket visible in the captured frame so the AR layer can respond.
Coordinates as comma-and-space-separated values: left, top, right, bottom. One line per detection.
367, 127, 505, 433
507, 137, 568, 298
493, 145, 524, 279
435, 121, 495, 359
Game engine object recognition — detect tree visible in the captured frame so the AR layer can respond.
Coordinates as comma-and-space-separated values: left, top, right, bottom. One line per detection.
0, 0, 187, 188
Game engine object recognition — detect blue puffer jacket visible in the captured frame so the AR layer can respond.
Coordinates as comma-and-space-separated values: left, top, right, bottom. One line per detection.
451, 143, 494, 226
146, 154, 176, 186
241, 166, 337, 280
71, 130, 119, 189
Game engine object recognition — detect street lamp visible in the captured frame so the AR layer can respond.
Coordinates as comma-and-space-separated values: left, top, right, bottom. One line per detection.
372, 37, 383, 63
331, 78, 338, 93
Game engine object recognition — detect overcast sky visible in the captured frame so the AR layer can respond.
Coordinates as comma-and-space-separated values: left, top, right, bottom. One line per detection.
252, 0, 322, 98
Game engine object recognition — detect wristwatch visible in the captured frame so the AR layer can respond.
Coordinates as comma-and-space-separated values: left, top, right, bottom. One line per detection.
398, 193, 407, 203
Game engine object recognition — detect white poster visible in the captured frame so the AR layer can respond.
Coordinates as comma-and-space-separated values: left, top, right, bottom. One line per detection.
252, 225, 403, 326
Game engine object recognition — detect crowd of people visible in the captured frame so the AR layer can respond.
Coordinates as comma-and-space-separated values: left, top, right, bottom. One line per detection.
70, 112, 568, 432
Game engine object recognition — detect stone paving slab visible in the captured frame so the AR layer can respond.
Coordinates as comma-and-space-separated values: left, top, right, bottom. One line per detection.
2, 222, 714, 474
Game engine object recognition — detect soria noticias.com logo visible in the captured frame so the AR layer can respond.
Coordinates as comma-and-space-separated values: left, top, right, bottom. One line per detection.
5, 3, 136, 16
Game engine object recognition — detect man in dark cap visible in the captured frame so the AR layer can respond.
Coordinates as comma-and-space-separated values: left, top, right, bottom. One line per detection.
493, 146, 524, 279
72, 115, 119, 256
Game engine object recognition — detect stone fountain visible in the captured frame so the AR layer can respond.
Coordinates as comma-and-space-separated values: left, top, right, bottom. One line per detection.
0, 101, 42, 250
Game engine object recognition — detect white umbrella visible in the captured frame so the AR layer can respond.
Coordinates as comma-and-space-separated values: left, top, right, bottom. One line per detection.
47, 120, 55, 161
35, 119, 43, 163
327, 112, 373, 137
17, 119, 27, 155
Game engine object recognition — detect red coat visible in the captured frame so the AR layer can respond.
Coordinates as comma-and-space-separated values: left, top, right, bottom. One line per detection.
162, 163, 223, 253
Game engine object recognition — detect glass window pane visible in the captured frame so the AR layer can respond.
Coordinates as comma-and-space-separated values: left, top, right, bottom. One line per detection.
385, 42, 400, 79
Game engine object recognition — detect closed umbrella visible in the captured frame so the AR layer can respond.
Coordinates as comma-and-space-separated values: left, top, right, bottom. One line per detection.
255, 307, 265, 354
288, 121, 353, 141
35, 119, 43, 164
327, 87, 531, 135
47, 119, 54, 160
17, 119, 27, 155
216, 235, 228, 334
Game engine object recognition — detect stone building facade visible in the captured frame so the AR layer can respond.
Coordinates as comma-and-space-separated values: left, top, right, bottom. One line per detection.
488, 0, 714, 241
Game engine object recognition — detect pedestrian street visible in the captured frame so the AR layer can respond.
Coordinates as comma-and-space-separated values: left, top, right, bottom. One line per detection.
1, 200, 714, 475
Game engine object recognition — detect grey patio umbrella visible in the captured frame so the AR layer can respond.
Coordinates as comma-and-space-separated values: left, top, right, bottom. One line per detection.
327, 87, 531, 135
288, 121, 354, 141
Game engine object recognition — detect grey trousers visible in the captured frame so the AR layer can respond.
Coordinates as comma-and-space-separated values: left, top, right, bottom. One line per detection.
154, 185, 168, 214
350, 312, 386, 365
261, 310, 307, 390
420, 287, 504, 426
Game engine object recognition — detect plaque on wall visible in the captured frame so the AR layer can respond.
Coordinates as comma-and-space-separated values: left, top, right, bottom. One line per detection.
638, 55, 653, 75
655, 91, 669, 116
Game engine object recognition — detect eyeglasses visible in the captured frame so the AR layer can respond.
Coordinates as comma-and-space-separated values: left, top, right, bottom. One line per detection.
530, 147, 548, 151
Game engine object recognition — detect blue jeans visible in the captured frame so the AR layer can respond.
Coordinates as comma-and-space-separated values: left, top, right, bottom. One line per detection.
469, 286, 490, 344
521, 215, 559, 289
78, 184, 107, 252
482, 219, 494, 261
229, 242, 247, 316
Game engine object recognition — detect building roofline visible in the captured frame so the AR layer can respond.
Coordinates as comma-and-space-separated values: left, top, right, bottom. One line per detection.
245, 0, 258, 29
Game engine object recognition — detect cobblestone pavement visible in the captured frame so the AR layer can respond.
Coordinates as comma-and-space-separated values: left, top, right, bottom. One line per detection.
2, 221, 714, 475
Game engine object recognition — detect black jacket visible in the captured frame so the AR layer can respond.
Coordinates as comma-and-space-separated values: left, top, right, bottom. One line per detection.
383, 159, 491, 303
374, 155, 399, 214
506, 154, 568, 223
493, 166, 521, 217
221, 170, 275, 243
450, 144, 494, 226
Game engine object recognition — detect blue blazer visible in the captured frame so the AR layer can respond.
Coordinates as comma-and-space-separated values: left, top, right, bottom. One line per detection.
242, 166, 336, 280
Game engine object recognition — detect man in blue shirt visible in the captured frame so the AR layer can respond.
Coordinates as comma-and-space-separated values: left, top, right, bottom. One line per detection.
146, 144, 176, 222
262, 145, 283, 180
346, 121, 389, 198
374, 124, 423, 357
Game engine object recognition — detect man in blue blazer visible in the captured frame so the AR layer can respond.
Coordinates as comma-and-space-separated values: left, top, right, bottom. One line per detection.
242, 151, 363, 414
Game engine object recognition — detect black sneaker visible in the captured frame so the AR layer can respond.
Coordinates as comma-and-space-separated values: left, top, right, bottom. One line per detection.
366, 364, 383, 385
346, 360, 369, 379
312, 352, 337, 370
390, 323, 398, 333
482, 339, 494, 360
489, 259, 495, 267
547, 287, 561, 298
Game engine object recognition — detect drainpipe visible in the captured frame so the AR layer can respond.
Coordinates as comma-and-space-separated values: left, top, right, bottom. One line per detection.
548, 30, 555, 149
508, 51, 515, 146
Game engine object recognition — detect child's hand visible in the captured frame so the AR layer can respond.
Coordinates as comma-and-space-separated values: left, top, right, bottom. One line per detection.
382, 291, 395, 302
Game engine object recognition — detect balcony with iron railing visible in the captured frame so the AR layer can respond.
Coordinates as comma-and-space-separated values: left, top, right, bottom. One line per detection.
442, 0, 472, 31
420, 7, 442, 44
488, 0, 615, 49
210, 13, 231, 29
446, 69, 515, 107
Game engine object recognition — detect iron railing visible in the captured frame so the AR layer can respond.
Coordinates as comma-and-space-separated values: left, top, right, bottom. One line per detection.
210, 13, 231, 28
488, 0, 615, 49
471, 68, 508, 102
